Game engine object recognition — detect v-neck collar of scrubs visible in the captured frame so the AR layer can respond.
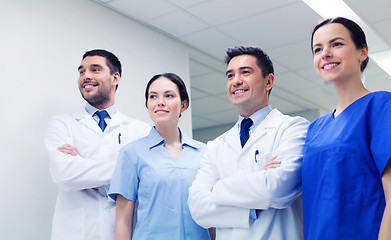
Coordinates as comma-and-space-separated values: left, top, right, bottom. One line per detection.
147, 127, 201, 152
331, 92, 374, 119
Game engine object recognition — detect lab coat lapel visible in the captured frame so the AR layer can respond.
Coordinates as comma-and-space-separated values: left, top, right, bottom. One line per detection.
224, 124, 242, 155
242, 109, 282, 150
105, 111, 126, 133
72, 108, 102, 135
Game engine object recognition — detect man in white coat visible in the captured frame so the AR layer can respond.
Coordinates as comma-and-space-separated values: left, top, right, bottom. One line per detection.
45, 49, 150, 240
188, 46, 309, 240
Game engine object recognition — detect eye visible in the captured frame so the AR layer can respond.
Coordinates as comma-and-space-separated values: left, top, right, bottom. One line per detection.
79, 69, 85, 75
332, 42, 343, 47
242, 70, 250, 75
92, 68, 100, 72
149, 94, 157, 99
227, 73, 234, 79
166, 94, 174, 98
313, 47, 322, 54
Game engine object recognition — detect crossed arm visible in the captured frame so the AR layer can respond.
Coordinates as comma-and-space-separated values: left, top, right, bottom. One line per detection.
188, 119, 308, 228
45, 117, 116, 191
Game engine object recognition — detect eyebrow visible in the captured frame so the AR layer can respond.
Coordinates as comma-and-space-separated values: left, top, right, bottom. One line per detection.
313, 37, 345, 48
226, 66, 254, 76
149, 90, 176, 94
77, 63, 103, 71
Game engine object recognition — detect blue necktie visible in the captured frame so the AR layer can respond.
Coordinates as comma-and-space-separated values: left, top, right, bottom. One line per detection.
95, 110, 108, 132
240, 118, 253, 148
240, 118, 259, 219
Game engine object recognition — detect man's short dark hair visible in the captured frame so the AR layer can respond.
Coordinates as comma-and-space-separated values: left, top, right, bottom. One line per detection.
225, 46, 274, 77
83, 49, 122, 77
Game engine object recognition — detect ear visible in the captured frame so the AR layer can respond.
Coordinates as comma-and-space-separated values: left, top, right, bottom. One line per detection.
180, 100, 189, 113
359, 46, 369, 62
265, 73, 275, 91
112, 72, 120, 86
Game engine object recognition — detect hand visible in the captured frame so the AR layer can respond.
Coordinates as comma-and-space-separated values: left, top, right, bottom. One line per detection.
57, 144, 81, 156
264, 155, 281, 170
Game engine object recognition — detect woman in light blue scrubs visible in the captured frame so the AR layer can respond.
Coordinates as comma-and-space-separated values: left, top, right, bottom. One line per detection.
109, 73, 213, 239
302, 17, 391, 239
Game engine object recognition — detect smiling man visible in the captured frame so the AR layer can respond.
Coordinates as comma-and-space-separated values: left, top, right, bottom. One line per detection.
188, 46, 310, 240
45, 49, 150, 240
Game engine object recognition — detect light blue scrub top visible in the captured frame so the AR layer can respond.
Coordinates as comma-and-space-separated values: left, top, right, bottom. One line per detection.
302, 91, 391, 239
109, 127, 209, 240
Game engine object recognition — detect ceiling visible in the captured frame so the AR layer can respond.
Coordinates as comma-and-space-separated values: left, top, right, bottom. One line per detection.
94, 0, 391, 129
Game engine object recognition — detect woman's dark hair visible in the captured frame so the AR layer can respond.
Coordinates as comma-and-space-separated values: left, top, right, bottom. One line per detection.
311, 17, 369, 72
145, 73, 189, 112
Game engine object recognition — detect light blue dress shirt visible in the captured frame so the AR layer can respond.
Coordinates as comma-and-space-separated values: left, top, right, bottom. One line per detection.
109, 127, 209, 240
238, 105, 272, 137
85, 102, 116, 125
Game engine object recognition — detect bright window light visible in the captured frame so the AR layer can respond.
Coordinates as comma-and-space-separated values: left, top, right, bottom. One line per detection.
371, 50, 391, 77
303, 0, 391, 77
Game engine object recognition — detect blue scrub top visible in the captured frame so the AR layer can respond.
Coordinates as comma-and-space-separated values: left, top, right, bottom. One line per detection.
109, 127, 209, 240
302, 91, 391, 239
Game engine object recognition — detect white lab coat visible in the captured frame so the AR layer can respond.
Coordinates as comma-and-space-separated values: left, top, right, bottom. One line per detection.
45, 107, 150, 240
188, 109, 309, 240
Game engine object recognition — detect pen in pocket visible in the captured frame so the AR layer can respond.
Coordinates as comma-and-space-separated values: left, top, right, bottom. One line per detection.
255, 150, 259, 163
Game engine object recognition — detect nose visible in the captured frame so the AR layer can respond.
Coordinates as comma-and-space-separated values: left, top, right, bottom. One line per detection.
157, 97, 165, 106
82, 70, 92, 80
232, 75, 243, 87
321, 47, 332, 59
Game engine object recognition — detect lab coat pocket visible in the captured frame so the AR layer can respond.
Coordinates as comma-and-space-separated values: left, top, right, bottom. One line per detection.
52, 208, 84, 240
253, 151, 277, 171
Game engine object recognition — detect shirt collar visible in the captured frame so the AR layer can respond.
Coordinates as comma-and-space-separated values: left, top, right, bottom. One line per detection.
237, 105, 272, 130
148, 127, 202, 150
85, 102, 117, 119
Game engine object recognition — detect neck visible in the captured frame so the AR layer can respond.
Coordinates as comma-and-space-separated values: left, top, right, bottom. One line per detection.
238, 102, 268, 119
333, 74, 370, 117
155, 124, 181, 146
155, 123, 183, 160
94, 101, 114, 110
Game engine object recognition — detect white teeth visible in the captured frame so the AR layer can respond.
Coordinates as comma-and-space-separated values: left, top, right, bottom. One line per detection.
323, 63, 338, 69
84, 84, 94, 88
234, 89, 246, 94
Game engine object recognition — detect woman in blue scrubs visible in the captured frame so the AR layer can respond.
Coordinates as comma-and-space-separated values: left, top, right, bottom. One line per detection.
109, 73, 213, 239
302, 17, 391, 239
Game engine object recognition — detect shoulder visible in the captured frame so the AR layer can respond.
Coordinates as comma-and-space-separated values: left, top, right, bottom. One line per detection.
119, 134, 150, 158
116, 111, 151, 134
268, 109, 310, 127
181, 131, 206, 151
189, 138, 207, 150
48, 108, 86, 126
368, 91, 391, 105
117, 111, 150, 126
124, 132, 151, 148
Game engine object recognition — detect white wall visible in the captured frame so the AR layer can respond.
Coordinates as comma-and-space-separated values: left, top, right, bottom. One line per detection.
0, 1, 192, 239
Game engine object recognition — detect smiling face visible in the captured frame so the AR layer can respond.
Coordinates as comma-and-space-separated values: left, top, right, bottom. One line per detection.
147, 77, 188, 128
77, 55, 119, 109
226, 55, 274, 118
312, 23, 368, 84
